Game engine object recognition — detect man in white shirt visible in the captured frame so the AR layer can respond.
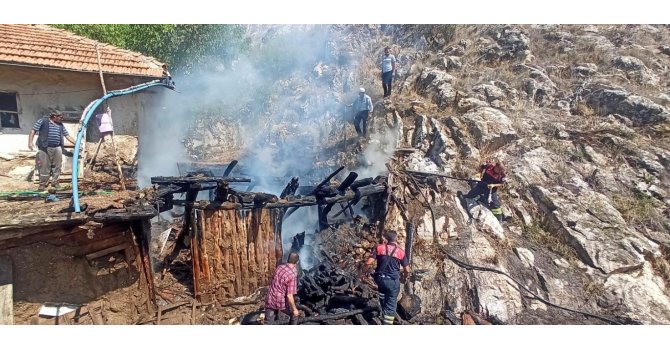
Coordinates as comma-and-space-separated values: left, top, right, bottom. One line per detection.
381, 46, 397, 98
351, 87, 373, 137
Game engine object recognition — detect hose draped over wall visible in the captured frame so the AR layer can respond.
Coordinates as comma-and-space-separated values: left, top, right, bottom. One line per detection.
72, 78, 175, 212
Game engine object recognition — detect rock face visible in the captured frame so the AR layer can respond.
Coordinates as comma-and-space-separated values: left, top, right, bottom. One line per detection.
459, 107, 518, 152
416, 67, 456, 108
481, 26, 531, 62
604, 263, 670, 324
584, 89, 669, 125
530, 185, 659, 274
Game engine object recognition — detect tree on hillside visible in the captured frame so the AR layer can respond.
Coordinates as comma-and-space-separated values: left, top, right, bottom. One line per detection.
53, 24, 248, 73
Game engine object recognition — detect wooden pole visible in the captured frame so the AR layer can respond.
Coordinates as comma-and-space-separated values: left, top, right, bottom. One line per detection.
95, 43, 126, 191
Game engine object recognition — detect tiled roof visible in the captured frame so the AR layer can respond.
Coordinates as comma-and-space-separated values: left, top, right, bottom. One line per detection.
0, 24, 165, 78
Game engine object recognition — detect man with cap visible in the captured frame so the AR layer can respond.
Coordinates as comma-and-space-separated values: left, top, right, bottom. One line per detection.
350, 87, 373, 137
28, 110, 76, 191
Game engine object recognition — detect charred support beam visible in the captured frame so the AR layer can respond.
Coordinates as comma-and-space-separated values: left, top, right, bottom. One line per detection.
132, 219, 156, 310
280, 177, 300, 199
150, 176, 251, 185
175, 184, 386, 210
284, 166, 345, 220
222, 160, 238, 177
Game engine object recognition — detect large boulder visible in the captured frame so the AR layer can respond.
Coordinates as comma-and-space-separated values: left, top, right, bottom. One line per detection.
464, 229, 523, 323
425, 123, 449, 167
584, 89, 669, 126
603, 263, 670, 324
459, 107, 518, 152
613, 56, 647, 71
480, 26, 531, 62
416, 67, 456, 108
612, 56, 660, 86
530, 185, 660, 274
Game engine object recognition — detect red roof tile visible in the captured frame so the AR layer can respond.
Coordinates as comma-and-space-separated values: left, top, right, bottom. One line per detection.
0, 25, 165, 78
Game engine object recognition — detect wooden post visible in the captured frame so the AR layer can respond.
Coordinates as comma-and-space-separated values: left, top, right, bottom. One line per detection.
95, 43, 126, 191
0, 256, 12, 325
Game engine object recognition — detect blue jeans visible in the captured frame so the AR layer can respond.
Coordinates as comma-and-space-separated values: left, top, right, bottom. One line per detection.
375, 275, 400, 324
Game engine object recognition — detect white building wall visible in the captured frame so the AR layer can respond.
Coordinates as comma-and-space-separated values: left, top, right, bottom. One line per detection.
0, 65, 155, 154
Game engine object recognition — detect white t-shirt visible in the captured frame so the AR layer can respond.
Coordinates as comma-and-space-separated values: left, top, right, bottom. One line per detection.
381, 54, 396, 73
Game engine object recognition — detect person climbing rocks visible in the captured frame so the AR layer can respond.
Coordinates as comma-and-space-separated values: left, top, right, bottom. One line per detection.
264, 252, 300, 325
364, 230, 410, 325
350, 87, 373, 137
380, 46, 397, 98
464, 161, 507, 223
28, 109, 76, 192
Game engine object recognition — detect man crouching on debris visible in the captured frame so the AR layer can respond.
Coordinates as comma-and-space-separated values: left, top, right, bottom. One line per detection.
265, 252, 300, 325
28, 110, 76, 192
364, 230, 410, 325
465, 161, 507, 223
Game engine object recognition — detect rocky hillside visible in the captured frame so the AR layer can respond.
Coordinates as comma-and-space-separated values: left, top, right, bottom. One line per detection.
372, 24, 670, 325
182, 24, 670, 324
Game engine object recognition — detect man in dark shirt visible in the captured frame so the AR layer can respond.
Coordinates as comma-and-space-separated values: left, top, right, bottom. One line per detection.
28, 110, 76, 191
364, 230, 410, 325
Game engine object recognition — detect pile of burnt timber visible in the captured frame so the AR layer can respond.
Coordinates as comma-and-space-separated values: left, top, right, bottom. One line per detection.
294, 262, 379, 325
151, 164, 389, 304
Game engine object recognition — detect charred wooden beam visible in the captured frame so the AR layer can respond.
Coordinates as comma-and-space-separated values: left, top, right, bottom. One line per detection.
280, 177, 300, 199
0, 213, 89, 232
277, 307, 375, 325
175, 184, 386, 210
92, 206, 157, 221
150, 176, 251, 185
132, 219, 156, 310
222, 160, 238, 177
283, 166, 345, 220
156, 184, 186, 197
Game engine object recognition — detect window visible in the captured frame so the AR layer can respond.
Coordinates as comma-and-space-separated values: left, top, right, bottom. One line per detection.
0, 92, 20, 128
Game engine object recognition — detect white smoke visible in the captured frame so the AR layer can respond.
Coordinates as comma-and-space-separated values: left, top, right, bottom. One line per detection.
138, 25, 395, 268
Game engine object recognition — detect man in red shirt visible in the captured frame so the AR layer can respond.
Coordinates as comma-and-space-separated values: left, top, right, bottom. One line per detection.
364, 230, 410, 325
264, 252, 300, 325
465, 161, 507, 222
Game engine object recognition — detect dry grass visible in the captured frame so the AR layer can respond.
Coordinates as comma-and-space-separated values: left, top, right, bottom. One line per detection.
612, 191, 664, 232
651, 247, 670, 294
572, 101, 596, 118
522, 222, 579, 264
583, 278, 606, 300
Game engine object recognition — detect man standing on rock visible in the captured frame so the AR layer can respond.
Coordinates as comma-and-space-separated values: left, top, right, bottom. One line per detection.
381, 46, 397, 98
28, 110, 76, 192
265, 252, 300, 325
364, 230, 410, 325
351, 87, 373, 137
464, 161, 507, 223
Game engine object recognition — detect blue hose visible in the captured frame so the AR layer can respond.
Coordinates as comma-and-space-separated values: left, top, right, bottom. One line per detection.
72, 79, 174, 212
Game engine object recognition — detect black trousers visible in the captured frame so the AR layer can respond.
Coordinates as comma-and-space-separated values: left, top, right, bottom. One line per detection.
382, 71, 394, 97
354, 110, 369, 136
465, 182, 502, 219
